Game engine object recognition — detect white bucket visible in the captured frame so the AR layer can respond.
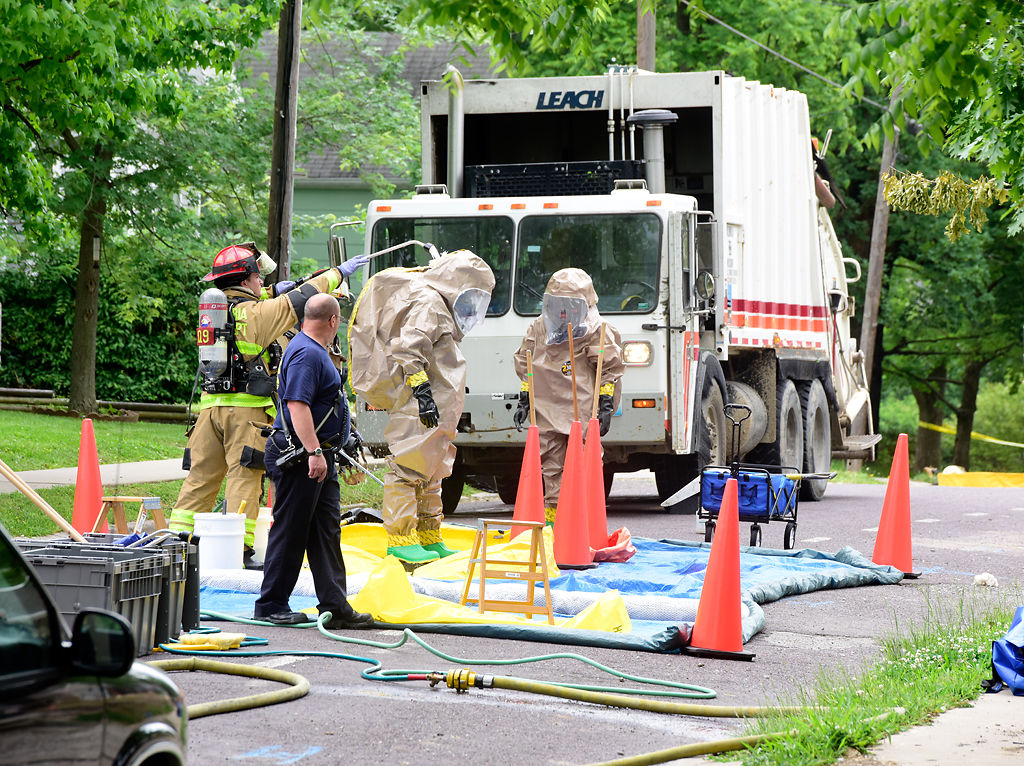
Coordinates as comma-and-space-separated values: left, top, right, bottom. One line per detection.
193, 512, 245, 573
253, 506, 274, 562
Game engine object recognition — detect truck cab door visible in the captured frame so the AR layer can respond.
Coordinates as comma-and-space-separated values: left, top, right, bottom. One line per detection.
666, 212, 702, 453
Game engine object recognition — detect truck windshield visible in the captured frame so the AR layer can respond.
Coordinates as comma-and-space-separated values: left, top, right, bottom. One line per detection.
514, 213, 661, 315
370, 216, 513, 315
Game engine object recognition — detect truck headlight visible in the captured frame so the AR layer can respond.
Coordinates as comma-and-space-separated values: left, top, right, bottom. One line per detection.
622, 340, 652, 366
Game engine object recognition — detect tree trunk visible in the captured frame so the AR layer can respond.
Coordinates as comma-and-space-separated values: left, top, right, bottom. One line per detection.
953, 358, 985, 470
912, 363, 946, 474
68, 180, 107, 415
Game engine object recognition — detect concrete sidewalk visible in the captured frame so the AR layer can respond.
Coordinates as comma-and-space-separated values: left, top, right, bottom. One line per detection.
0, 459, 187, 494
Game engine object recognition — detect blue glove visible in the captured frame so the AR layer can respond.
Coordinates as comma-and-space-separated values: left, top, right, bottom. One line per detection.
273, 280, 296, 297
339, 254, 372, 278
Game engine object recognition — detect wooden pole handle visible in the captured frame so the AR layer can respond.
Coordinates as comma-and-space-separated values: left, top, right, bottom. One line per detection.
591, 322, 607, 420
526, 350, 537, 428
567, 323, 579, 422
0, 458, 86, 542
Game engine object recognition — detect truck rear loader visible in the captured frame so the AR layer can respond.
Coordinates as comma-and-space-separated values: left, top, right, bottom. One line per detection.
338, 67, 880, 512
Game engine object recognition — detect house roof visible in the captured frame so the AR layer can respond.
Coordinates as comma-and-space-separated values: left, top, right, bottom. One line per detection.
241, 31, 501, 185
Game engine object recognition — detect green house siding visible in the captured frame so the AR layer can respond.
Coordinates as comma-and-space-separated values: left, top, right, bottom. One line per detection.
291, 185, 373, 268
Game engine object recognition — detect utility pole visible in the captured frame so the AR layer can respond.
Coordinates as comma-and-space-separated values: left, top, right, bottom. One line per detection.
266, 0, 302, 281
859, 130, 897, 390
637, 1, 655, 71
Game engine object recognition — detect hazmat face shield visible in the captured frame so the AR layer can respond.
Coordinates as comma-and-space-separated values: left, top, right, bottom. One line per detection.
542, 293, 589, 345
452, 287, 491, 335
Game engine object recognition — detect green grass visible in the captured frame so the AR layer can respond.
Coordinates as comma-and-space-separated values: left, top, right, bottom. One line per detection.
723, 595, 1018, 766
1, 469, 386, 539
0, 409, 188, 470
830, 461, 886, 485
0, 410, 392, 538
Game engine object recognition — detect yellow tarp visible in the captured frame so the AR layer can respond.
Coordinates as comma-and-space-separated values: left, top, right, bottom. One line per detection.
335, 522, 629, 633
936, 472, 1024, 488
349, 555, 630, 632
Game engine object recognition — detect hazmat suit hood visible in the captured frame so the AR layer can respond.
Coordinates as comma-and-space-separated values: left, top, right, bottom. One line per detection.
419, 249, 496, 340
544, 267, 599, 307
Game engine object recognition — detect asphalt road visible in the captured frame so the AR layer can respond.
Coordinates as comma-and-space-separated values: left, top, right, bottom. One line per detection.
160, 472, 1024, 766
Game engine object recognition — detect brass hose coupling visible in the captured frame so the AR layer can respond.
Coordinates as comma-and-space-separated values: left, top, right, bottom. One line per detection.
441, 668, 494, 694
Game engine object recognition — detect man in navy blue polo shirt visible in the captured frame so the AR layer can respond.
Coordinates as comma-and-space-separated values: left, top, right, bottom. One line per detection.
255, 293, 373, 629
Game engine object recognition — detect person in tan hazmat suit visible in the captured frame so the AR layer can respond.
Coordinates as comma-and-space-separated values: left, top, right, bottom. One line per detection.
348, 250, 495, 564
513, 268, 625, 522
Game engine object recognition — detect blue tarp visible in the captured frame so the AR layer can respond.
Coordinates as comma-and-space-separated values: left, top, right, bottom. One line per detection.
200, 537, 903, 653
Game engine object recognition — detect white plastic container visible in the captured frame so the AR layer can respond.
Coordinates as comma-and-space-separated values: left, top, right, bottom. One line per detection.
253, 506, 274, 562
193, 512, 245, 573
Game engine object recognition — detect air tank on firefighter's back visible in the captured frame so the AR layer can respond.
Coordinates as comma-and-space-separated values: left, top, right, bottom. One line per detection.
197, 286, 229, 381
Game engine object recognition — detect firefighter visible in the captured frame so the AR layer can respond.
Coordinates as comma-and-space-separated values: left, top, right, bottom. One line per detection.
348, 250, 495, 564
170, 242, 369, 559
512, 268, 625, 522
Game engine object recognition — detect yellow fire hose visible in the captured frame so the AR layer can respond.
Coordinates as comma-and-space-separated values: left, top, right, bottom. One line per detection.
148, 656, 310, 720
434, 668, 805, 717
433, 668, 802, 765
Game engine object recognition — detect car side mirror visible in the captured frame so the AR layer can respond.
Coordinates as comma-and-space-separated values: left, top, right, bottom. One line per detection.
70, 609, 135, 677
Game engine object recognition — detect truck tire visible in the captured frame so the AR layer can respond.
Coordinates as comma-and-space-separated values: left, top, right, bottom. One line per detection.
441, 471, 465, 514
701, 376, 728, 468
749, 378, 803, 470
798, 378, 831, 501
494, 473, 519, 505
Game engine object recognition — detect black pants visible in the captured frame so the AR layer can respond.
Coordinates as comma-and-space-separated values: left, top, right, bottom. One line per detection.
255, 439, 350, 618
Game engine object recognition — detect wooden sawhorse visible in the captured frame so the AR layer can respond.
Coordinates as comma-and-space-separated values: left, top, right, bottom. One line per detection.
459, 518, 554, 625
92, 496, 167, 535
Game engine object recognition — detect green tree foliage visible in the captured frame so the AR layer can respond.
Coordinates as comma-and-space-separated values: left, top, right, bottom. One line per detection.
0, 3, 426, 406
840, 1, 1024, 236
395, 0, 613, 72
277, 7, 422, 196
0, 68, 278, 403
0, 0, 280, 412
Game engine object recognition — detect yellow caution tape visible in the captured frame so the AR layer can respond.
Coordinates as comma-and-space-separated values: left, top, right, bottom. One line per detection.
918, 421, 1024, 449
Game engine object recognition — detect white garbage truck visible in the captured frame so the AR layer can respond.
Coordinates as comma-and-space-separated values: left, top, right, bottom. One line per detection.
337, 68, 879, 512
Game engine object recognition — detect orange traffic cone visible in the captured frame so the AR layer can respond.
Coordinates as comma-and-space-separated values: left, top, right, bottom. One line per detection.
553, 419, 594, 568
511, 425, 546, 538
71, 418, 105, 534
583, 419, 608, 550
685, 477, 755, 660
872, 433, 919, 577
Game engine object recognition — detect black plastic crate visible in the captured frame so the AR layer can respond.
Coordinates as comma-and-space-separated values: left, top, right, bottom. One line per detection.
465, 160, 645, 197
20, 546, 164, 656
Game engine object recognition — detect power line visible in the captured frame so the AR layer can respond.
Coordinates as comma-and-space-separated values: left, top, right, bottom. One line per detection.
679, 0, 886, 110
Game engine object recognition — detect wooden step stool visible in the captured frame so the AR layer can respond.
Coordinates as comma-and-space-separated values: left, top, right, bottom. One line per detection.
92, 496, 167, 535
459, 518, 554, 625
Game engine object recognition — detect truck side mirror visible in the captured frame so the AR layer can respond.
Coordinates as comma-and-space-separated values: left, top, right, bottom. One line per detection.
695, 270, 715, 301
328, 234, 346, 270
